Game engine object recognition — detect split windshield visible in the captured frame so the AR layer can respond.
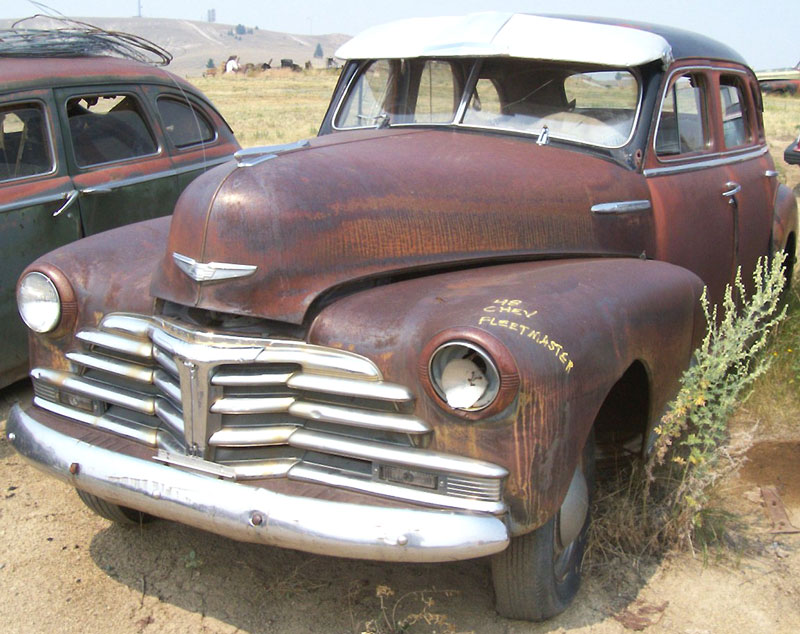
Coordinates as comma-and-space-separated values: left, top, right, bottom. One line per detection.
334, 57, 640, 148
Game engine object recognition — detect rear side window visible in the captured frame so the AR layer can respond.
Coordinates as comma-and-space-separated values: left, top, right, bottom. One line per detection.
67, 94, 157, 166
719, 77, 751, 148
0, 103, 52, 182
157, 97, 215, 148
656, 73, 708, 156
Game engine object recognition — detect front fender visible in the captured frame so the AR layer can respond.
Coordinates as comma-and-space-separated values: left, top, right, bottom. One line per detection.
19, 217, 170, 372
309, 258, 705, 532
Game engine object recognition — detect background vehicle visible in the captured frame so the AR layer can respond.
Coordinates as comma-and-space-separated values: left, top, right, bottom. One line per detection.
0, 49, 240, 388
6, 13, 797, 622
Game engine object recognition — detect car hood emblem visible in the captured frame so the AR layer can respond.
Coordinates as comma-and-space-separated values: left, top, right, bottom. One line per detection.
172, 253, 257, 283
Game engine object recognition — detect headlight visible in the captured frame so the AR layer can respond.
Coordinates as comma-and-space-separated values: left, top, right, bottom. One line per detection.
429, 342, 500, 411
17, 271, 62, 333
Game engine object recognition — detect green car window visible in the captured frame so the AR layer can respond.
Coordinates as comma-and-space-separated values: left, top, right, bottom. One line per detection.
0, 103, 53, 181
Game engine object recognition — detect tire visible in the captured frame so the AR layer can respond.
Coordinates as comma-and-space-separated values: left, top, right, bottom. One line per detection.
491, 435, 594, 621
75, 488, 154, 526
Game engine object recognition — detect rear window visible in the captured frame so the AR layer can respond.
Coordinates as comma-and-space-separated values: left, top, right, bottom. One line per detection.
0, 103, 53, 182
157, 97, 215, 148
67, 94, 157, 166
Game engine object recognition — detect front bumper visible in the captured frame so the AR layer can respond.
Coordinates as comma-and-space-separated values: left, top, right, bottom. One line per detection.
6, 404, 510, 562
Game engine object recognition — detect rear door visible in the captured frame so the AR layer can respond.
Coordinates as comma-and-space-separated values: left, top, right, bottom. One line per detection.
0, 91, 82, 385
145, 87, 238, 192
54, 85, 179, 236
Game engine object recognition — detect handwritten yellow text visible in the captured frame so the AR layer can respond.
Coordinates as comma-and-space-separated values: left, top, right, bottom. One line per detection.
477, 315, 574, 374
482, 298, 538, 319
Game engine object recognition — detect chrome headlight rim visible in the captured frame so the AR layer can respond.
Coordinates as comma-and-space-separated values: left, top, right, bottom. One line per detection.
420, 327, 520, 420
428, 340, 500, 412
16, 265, 77, 336
17, 271, 62, 334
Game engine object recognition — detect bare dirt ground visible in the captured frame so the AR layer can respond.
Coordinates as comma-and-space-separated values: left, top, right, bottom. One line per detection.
1, 380, 798, 634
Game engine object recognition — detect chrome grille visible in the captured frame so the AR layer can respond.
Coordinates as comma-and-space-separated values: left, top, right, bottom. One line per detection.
31, 312, 507, 513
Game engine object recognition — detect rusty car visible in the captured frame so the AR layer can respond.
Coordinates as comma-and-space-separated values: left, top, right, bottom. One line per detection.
0, 53, 240, 388
6, 13, 797, 621
787, 132, 800, 165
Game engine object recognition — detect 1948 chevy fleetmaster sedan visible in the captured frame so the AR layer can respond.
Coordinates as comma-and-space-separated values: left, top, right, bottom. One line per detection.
7, 13, 798, 621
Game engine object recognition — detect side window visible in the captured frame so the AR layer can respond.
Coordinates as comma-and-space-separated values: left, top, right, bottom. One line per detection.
336, 60, 398, 128
719, 77, 751, 148
66, 94, 157, 166
0, 103, 52, 181
412, 60, 457, 123
157, 97, 215, 148
656, 73, 708, 157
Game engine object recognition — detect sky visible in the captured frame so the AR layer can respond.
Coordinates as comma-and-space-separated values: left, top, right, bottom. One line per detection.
4, 0, 799, 70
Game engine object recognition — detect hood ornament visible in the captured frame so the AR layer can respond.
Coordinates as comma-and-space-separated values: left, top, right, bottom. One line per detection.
172, 253, 257, 283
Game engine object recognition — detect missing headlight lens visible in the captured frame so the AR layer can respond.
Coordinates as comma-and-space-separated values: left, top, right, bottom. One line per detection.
17, 271, 61, 333
429, 342, 500, 411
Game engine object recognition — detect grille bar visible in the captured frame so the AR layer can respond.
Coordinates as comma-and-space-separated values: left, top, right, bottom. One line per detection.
289, 463, 506, 514
32, 368, 156, 416
76, 329, 153, 359
289, 428, 507, 479
286, 373, 413, 402
65, 351, 154, 384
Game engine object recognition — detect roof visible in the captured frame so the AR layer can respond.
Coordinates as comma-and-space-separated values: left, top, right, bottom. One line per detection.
0, 56, 196, 96
335, 12, 748, 68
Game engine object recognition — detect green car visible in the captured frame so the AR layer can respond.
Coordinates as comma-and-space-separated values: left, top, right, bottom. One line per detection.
0, 55, 240, 387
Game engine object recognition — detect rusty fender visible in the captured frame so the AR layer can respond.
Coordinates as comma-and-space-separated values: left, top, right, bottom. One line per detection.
308, 258, 705, 533
19, 217, 170, 372
771, 183, 798, 257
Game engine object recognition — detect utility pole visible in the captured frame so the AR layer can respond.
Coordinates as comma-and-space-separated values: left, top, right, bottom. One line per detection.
137, 1, 142, 18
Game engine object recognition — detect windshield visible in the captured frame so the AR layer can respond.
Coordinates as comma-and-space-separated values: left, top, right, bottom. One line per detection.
334, 57, 640, 148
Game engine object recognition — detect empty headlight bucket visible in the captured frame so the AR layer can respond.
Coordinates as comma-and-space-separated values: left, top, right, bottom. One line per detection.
429, 341, 501, 411
17, 271, 62, 333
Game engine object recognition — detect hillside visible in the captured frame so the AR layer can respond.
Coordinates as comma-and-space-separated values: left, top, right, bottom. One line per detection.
0, 15, 352, 77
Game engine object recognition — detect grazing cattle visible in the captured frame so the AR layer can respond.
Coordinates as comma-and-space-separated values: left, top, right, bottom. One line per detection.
224, 55, 240, 73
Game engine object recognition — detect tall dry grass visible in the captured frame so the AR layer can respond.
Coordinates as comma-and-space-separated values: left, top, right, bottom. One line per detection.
191, 69, 340, 147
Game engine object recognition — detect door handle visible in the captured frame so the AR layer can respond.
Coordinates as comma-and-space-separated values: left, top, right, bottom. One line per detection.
722, 181, 741, 198
52, 189, 79, 217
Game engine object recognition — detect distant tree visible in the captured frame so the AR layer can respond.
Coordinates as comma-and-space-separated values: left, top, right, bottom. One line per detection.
314, 43, 323, 58
206, 58, 215, 69
235, 23, 246, 35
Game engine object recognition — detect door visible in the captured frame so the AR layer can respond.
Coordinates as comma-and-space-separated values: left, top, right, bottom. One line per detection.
55, 86, 179, 236
0, 93, 82, 386
715, 72, 774, 292
645, 69, 737, 308
146, 88, 238, 191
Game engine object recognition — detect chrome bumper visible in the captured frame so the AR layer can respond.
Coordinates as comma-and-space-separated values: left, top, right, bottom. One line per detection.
6, 404, 510, 562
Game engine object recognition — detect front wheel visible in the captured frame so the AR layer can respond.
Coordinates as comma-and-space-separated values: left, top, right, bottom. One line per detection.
491, 437, 593, 621
76, 489, 154, 526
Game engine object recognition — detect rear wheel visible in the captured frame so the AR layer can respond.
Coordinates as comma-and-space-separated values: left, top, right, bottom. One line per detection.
75, 489, 153, 526
491, 436, 594, 621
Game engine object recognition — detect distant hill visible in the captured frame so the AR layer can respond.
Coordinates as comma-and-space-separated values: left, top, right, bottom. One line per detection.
0, 16, 352, 76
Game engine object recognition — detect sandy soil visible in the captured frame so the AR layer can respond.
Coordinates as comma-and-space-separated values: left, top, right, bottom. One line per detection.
2, 380, 798, 634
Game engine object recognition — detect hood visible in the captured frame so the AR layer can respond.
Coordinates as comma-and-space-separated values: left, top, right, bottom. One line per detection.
150, 128, 653, 324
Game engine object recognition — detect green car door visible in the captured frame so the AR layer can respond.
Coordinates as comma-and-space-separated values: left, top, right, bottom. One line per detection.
55, 86, 180, 236
0, 92, 83, 386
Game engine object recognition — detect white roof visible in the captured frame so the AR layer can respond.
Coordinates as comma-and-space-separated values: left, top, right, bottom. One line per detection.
335, 13, 673, 68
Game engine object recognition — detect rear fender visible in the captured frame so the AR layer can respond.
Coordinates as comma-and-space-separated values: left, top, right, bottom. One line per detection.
309, 258, 705, 532
771, 183, 798, 267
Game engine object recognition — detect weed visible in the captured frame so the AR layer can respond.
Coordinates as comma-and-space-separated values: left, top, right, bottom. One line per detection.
356, 585, 460, 634
183, 549, 203, 569
590, 254, 789, 566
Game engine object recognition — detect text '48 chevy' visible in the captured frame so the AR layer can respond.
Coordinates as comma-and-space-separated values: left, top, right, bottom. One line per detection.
7, 13, 797, 621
